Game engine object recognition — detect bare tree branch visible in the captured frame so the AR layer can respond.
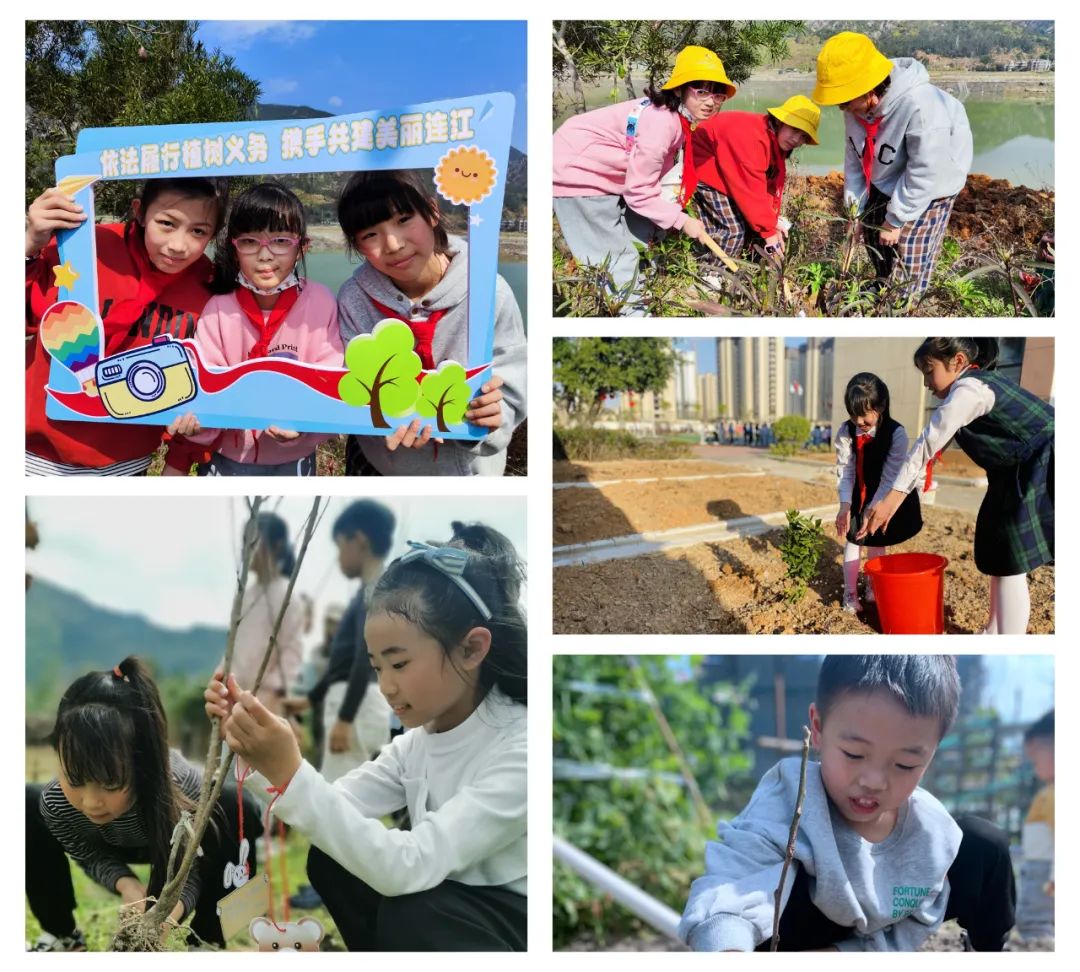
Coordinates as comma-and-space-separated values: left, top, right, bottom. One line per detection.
771, 725, 811, 952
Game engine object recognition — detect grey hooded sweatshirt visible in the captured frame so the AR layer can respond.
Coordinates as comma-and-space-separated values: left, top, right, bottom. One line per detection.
680, 757, 962, 952
337, 236, 526, 476
843, 57, 973, 227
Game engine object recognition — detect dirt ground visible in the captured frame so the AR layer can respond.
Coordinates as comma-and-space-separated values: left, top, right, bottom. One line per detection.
553, 506, 1054, 634
792, 447, 987, 479
554, 471, 835, 546
554, 459, 752, 484
788, 172, 1054, 255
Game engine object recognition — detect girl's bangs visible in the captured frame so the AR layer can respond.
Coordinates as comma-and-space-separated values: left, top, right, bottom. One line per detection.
229, 190, 306, 237
55, 705, 134, 789
341, 177, 431, 234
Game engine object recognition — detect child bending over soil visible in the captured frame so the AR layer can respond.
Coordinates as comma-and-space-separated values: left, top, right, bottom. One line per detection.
680, 655, 1015, 951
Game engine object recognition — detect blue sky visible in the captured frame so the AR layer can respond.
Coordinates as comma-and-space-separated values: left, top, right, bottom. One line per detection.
27, 496, 526, 634
196, 21, 527, 152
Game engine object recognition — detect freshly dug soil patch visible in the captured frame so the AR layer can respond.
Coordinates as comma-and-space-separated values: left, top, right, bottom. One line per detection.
554, 459, 751, 484
787, 172, 1053, 255
554, 475, 835, 546
553, 507, 1054, 634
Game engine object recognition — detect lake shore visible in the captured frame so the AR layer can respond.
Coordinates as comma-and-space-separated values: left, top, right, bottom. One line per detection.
305, 224, 526, 261
751, 67, 1054, 97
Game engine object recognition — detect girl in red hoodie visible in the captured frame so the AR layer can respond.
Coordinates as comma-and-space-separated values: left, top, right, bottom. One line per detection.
25, 177, 225, 476
690, 95, 819, 272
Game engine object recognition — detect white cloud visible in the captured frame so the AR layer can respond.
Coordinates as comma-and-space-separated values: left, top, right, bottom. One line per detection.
328, 96, 343, 108
263, 78, 300, 96
200, 21, 317, 51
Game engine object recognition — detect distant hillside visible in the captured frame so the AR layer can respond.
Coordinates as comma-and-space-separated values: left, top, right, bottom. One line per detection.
803, 21, 1054, 59
25, 578, 228, 684
253, 103, 334, 121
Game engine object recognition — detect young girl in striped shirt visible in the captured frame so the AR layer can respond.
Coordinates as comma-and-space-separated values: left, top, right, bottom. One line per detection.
26, 657, 261, 950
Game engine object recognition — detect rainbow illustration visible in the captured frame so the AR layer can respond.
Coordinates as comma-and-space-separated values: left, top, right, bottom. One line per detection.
40, 300, 103, 396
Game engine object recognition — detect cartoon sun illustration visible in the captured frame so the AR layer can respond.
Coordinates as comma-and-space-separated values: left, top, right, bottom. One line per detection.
433, 146, 498, 207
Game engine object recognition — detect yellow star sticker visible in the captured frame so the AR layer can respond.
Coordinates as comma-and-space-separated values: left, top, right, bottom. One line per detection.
52, 261, 80, 290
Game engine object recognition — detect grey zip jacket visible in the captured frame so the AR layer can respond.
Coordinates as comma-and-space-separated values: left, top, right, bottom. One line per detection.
680, 757, 962, 951
337, 236, 526, 476
843, 58, 973, 226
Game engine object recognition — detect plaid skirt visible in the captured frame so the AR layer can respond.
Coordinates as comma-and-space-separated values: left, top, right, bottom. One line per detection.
864, 186, 956, 296
973, 440, 1054, 576
693, 184, 752, 267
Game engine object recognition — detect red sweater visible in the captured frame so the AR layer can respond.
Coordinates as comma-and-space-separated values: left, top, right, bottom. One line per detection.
26, 223, 213, 468
691, 112, 786, 237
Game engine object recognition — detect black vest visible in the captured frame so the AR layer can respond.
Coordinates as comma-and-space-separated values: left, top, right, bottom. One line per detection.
845, 418, 923, 547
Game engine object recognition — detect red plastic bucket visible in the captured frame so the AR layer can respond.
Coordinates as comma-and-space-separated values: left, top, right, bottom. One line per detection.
864, 553, 949, 634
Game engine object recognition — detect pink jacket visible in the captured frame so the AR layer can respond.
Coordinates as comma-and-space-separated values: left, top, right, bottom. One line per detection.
552, 99, 688, 231
188, 281, 344, 466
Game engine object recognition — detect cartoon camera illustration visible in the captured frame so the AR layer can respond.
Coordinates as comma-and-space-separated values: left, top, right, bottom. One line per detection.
96, 334, 197, 420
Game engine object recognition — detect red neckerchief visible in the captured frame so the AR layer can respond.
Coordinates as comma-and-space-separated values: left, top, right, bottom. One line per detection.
102, 224, 208, 355
234, 285, 300, 361
678, 114, 700, 207
855, 429, 870, 509
856, 116, 882, 192
924, 364, 980, 492
368, 296, 447, 370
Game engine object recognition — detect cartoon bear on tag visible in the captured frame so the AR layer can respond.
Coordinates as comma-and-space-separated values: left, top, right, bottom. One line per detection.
249, 916, 324, 952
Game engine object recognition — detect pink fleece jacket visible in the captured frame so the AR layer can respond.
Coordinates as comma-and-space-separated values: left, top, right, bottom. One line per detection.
553, 99, 688, 231
185, 280, 344, 466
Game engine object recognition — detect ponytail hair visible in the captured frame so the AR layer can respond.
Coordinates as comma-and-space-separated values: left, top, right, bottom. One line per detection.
914, 338, 999, 371
256, 512, 295, 577
370, 524, 527, 706
48, 656, 196, 901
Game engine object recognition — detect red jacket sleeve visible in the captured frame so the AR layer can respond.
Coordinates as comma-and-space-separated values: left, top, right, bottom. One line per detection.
25, 240, 62, 339
712, 127, 778, 238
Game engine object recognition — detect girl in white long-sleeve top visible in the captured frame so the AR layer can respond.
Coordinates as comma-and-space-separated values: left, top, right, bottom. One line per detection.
860, 338, 1054, 634
206, 524, 527, 951
834, 372, 922, 613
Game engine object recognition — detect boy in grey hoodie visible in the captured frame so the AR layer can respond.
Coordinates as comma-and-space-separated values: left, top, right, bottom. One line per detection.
336, 170, 526, 476
813, 32, 973, 299
680, 656, 1015, 951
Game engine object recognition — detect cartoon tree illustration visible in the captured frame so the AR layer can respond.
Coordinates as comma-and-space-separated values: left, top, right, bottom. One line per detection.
417, 362, 473, 433
338, 320, 422, 427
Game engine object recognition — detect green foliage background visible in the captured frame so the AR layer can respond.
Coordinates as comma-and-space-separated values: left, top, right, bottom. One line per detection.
553, 656, 753, 946
553, 337, 677, 425
26, 21, 261, 214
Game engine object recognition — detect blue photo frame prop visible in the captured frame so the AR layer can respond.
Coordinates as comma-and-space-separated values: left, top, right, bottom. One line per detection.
40, 92, 514, 440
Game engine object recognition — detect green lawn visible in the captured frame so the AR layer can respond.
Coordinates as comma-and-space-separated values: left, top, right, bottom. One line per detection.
26, 829, 339, 951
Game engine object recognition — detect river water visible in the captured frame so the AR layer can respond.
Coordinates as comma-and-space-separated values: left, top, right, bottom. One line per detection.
303, 252, 527, 327
554, 75, 1054, 190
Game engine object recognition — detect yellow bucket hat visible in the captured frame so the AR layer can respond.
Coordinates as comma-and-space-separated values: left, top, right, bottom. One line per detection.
812, 32, 893, 106
662, 46, 737, 99
767, 95, 821, 145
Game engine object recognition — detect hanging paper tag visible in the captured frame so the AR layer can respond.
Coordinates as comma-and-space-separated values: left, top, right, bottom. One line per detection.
216, 871, 269, 941
224, 837, 250, 889
250, 917, 324, 952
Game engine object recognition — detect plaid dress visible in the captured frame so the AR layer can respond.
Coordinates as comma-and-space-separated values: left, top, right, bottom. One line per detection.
954, 370, 1054, 575
693, 184, 752, 268
863, 186, 956, 297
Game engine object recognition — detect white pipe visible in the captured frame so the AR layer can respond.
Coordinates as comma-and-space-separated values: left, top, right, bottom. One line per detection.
553, 836, 682, 941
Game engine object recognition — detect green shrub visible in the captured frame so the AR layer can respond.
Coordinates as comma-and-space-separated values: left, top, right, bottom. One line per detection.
773, 415, 811, 449
778, 508, 825, 602
554, 426, 692, 462
553, 656, 752, 946
768, 442, 798, 458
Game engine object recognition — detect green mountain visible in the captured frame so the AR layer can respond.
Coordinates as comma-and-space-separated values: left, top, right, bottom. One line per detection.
25, 578, 228, 685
